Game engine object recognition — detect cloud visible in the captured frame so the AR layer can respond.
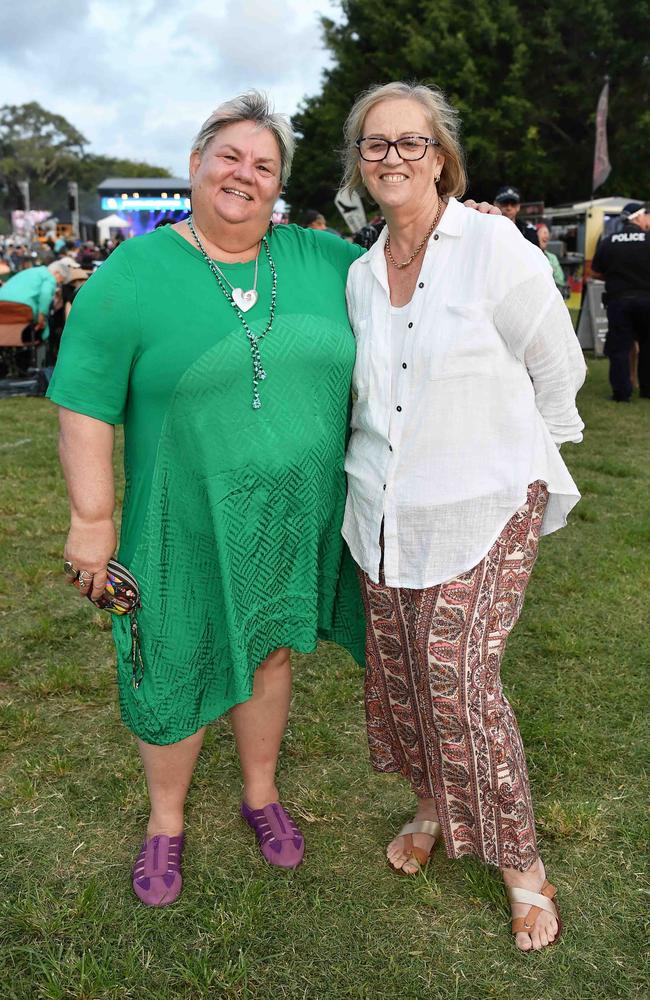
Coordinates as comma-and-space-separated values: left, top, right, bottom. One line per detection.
0, 0, 338, 175
0, 0, 94, 56
183, 0, 327, 88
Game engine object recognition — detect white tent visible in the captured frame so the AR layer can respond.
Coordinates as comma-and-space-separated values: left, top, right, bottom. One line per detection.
97, 214, 131, 244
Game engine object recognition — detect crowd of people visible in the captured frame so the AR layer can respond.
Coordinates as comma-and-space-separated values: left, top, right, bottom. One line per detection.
0, 234, 127, 376
0, 232, 122, 277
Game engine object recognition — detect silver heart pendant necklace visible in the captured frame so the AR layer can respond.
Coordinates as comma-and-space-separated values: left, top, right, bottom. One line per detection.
231, 286, 258, 312
186, 214, 278, 409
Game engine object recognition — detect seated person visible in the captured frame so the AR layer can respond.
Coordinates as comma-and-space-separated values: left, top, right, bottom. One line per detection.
0, 260, 71, 338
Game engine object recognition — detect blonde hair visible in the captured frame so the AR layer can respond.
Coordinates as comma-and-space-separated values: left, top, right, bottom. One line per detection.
342, 81, 467, 199
191, 90, 295, 186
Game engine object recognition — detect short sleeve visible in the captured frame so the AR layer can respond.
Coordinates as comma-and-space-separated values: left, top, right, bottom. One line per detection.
307, 228, 365, 277
38, 272, 57, 314
46, 245, 140, 425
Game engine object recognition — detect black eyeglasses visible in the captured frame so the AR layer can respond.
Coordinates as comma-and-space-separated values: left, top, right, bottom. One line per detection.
355, 135, 439, 162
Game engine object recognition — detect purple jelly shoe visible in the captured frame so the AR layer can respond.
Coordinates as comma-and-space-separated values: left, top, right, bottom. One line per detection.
241, 801, 305, 869
132, 833, 184, 907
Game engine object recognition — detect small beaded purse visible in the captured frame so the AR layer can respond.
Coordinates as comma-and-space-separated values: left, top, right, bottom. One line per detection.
88, 560, 144, 688
88, 559, 140, 615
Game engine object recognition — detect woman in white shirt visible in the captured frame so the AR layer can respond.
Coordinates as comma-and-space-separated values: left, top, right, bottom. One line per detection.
342, 82, 586, 952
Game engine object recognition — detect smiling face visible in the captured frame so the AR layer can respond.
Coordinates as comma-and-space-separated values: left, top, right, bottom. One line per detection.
537, 224, 550, 250
189, 120, 283, 232
358, 98, 445, 215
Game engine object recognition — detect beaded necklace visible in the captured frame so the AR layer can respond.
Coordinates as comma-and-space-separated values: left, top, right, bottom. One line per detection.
187, 215, 277, 410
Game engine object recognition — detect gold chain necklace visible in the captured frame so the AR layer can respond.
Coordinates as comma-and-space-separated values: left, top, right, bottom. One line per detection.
385, 200, 443, 270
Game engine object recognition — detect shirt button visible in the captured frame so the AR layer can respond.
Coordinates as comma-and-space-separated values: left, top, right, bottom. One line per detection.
408, 322, 413, 329
383, 484, 386, 490
433, 234, 439, 241
396, 405, 402, 412
389, 444, 393, 451
402, 362, 407, 369
418, 282, 424, 288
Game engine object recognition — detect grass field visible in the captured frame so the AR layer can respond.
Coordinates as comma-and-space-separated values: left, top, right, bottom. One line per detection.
1, 359, 648, 1000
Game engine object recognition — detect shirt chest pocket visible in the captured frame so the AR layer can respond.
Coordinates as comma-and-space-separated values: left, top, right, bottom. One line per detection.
429, 300, 500, 380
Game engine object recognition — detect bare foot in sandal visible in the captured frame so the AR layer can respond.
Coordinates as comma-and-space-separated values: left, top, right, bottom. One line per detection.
387, 797, 441, 875
502, 858, 562, 951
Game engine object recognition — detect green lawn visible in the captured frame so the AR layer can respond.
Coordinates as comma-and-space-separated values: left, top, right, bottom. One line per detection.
1, 359, 648, 1000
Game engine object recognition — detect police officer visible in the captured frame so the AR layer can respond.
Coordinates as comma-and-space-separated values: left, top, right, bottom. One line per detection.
592, 201, 650, 401
494, 186, 540, 246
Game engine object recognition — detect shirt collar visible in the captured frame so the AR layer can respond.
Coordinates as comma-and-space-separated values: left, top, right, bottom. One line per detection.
434, 196, 464, 237
366, 224, 389, 289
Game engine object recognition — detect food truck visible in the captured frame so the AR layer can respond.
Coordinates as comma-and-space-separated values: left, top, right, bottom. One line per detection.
532, 196, 639, 352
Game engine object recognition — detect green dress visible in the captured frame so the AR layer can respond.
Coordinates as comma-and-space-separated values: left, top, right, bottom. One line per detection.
47, 224, 365, 744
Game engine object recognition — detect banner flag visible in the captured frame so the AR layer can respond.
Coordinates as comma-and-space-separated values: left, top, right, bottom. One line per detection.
592, 77, 611, 193
334, 187, 367, 233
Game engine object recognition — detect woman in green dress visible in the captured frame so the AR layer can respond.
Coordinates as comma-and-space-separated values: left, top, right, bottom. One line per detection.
48, 91, 365, 906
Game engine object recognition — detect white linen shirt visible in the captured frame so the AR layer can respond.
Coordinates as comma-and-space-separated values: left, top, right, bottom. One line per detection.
343, 197, 587, 588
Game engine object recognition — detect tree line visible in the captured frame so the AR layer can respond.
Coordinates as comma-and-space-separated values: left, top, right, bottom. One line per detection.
0, 102, 170, 221
286, 0, 650, 218
3, 0, 648, 230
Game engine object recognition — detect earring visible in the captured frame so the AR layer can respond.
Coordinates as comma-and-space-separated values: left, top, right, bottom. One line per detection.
435, 174, 441, 182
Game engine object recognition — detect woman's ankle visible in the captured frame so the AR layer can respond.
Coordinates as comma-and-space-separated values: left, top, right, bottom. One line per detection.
146, 812, 185, 837
501, 857, 546, 885
242, 783, 280, 810
414, 796, 439, 820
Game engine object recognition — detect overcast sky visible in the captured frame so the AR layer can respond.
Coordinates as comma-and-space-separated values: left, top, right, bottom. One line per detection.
1, 0, 340, 178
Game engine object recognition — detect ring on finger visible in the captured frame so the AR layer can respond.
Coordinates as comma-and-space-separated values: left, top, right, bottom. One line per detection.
63, 560, 77, 577
78, 571, 93, 588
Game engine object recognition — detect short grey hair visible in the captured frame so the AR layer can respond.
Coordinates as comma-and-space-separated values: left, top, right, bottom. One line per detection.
342, 81, 467, 199
48, 260, 72, 283
191, 90, 295, 186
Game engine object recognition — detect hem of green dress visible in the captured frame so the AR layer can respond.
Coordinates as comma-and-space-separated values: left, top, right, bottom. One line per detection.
118, 635, 322, 747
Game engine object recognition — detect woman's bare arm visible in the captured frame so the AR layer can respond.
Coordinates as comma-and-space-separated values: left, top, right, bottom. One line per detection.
58, 407, 117, 599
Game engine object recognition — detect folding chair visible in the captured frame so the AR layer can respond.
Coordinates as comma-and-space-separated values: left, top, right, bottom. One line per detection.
0, 301, 40, 378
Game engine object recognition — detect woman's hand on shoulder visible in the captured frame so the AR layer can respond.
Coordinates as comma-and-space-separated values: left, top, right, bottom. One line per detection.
462, 200, 502, 215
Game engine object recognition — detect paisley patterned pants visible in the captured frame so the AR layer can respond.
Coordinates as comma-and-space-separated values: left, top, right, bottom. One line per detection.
358, 482, 548, 872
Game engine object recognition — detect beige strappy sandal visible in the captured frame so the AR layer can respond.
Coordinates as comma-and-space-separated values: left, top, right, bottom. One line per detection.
388, 819, 442, 875
508, 879, 563, 948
